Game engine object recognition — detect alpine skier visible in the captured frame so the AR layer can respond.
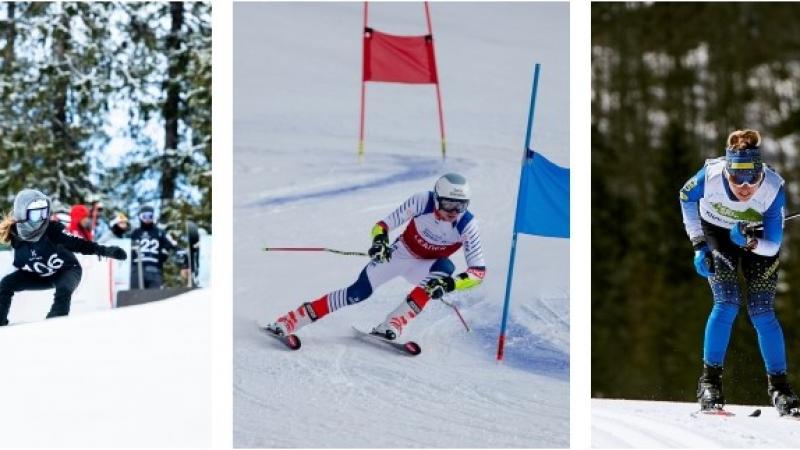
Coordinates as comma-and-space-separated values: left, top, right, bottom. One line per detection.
680, 129, 799, 416
267, 173, 486, 341
0, 189, 128, 325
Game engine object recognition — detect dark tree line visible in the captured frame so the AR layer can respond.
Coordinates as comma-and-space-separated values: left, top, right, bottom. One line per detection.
0, 2, 211, 250
592, 3, 800, 404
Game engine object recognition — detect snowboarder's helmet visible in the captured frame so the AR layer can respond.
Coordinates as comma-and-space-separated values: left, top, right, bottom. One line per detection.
434, 173, 470, 213
725, 146, 763, 186
13, 189, 51, 242
139, 205, 155, 223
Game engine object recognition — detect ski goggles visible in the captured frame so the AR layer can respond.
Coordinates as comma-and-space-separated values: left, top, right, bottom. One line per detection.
139, 212, 155, 221
437, 197, 469, 213
26, 207, 49, 223
725, 167, 764, 187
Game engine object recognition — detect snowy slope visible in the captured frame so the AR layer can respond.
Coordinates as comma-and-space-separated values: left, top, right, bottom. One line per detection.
592, 399, 800, 448
0, 290, 211, 448
234, 2, 569, 448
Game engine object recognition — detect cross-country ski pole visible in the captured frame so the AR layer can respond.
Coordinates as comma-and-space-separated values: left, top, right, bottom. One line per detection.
746, 211, 800, 232
441, 297, 470, 332
263, 247, 368, 257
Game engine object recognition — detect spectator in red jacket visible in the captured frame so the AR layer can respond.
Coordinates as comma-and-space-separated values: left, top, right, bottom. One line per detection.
67, 205, 93, 241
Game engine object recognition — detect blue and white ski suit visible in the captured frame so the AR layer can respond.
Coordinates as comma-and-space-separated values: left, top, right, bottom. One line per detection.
680, 157, 788, 374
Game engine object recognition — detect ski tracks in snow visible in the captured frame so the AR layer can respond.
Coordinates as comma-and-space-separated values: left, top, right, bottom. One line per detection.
235, 321, 568, 448
592, 399, 800, 447
593, 407, 724, 448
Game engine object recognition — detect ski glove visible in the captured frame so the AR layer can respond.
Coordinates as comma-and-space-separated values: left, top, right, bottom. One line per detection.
730, 222, 757, 250
424, 276, 456, 300
99, 245, 128, 261
693, 243, 714, 278
368, 233, 392, 263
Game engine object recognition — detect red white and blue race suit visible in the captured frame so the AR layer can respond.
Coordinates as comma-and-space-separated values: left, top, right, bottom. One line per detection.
275, 191, 486, 336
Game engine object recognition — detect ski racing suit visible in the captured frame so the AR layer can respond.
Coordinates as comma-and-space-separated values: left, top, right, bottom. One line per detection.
680, 157, 787, 375
275, 191, 486, 336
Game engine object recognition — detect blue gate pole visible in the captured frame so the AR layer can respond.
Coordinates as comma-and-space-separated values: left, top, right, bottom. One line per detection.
497, 63, 540, 361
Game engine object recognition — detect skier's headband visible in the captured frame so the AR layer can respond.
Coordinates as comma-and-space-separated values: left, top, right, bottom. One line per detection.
726, 147, 762, 170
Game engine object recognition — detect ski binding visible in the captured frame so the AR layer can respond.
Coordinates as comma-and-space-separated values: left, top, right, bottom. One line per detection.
781, 408, 800, 420
693, 404, 735, 417
258, 322, 301, 350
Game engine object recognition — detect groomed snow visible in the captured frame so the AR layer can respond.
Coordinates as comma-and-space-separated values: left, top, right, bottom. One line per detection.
592, 398, 800, 447
234, 2, 569, 448
0, 289, 211, 448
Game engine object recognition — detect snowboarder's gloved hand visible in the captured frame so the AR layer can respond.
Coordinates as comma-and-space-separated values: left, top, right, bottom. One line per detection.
693, 242, 714, 278
368, 233, 392, 263
424, 276, 455, 299
99, 245, 128, 260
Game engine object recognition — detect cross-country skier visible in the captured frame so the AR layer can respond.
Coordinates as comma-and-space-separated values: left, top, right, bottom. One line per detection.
680, 129, 799, 416
0, 189, 128, 325
130, 205, 188, 289
267, 173, 486, 340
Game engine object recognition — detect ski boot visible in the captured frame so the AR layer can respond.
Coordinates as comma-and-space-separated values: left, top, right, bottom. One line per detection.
371, 287, 431, 341
697, 364, 725, 411
767, 373, 800, 417
270, 301, 322, 336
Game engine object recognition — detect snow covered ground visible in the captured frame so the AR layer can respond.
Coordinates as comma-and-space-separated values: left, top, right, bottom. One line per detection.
0, 289, 211, 448
592, 398, 800, 447
234, 2, 569, 448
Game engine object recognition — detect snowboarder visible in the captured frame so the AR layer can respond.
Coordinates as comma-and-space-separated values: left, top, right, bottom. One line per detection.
680, 129, 799, 416
129, 205, 188, 289
0, 189, 128, 325
268, 173, 486, 341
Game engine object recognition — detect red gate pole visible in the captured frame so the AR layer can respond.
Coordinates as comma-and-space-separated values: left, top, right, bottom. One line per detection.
358, 2, 369, 159
424, 2, 446, 159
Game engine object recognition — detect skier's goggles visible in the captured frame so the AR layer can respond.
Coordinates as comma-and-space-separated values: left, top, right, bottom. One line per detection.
726, 168, 763, 187
437, 197, 469, 213
26, 207, 49, 223
139, 212, 154, 221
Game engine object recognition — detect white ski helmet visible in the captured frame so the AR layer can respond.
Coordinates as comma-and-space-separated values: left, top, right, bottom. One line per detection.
434, 173, 470, 212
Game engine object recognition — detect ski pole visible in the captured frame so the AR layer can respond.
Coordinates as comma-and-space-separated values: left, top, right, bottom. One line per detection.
441, 297, 470, 333
746, 211, 800, 232
263, 247, 368, 257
